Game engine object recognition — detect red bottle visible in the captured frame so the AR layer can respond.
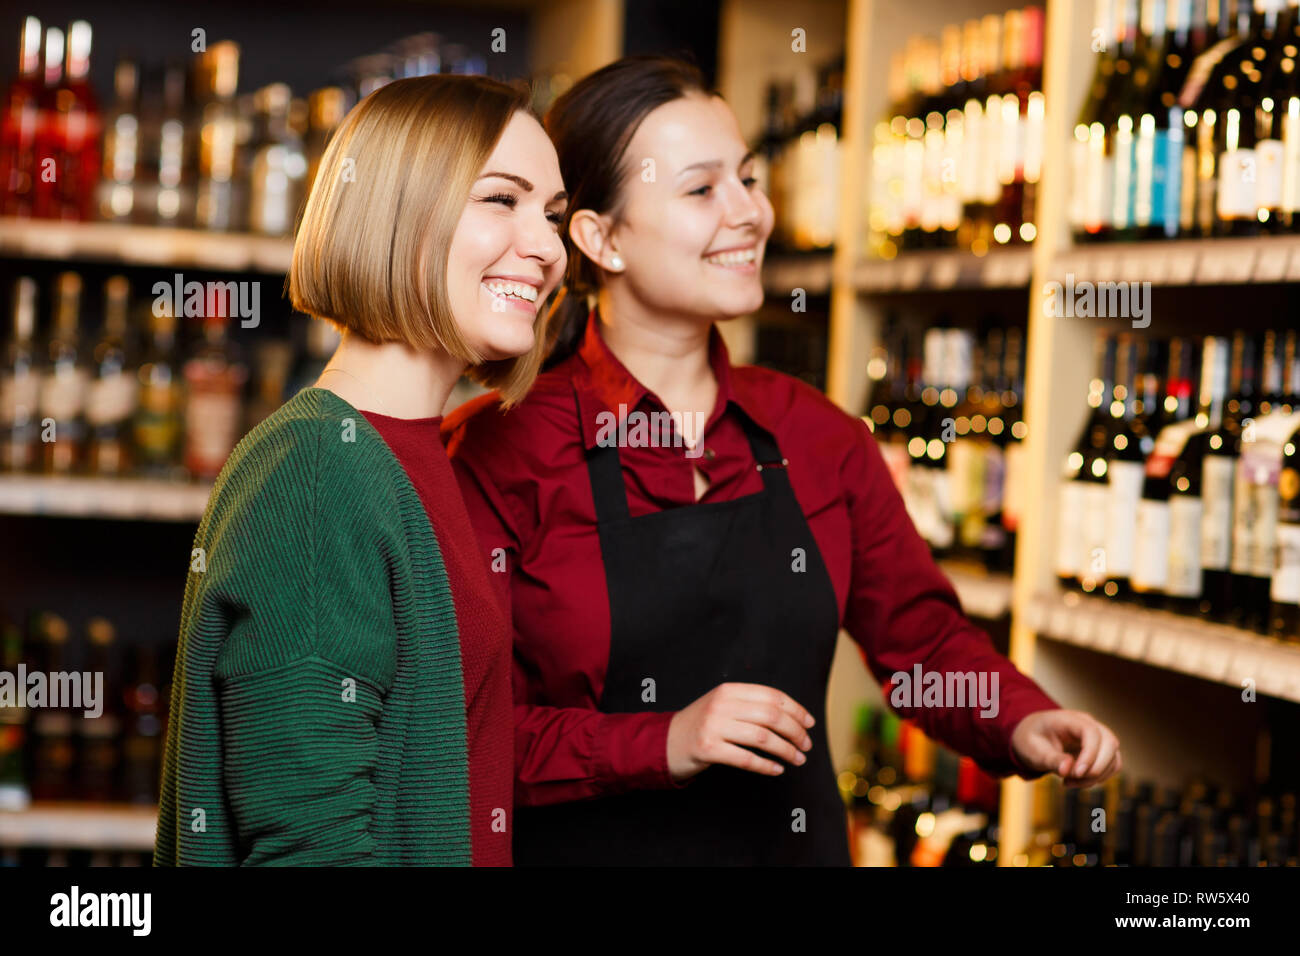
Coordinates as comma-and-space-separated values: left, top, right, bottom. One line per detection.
0, 17, 43, 217
33, 21, 100, 220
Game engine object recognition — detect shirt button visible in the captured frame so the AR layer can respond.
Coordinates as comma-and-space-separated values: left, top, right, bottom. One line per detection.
703, 447, 716, 460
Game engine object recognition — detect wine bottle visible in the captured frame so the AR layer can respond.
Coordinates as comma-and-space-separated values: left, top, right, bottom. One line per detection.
1057, 334, 1116, 591
85, 276, 137, 476
1112, 0, 1167, 241
1133, 337, 1199, 604
39, 271, 89, 475
1137, 0, 1197, 238
1167, 336, 1231, 612
0, 277, 40, 472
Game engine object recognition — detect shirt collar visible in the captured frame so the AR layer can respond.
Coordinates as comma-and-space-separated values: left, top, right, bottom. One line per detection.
571, 306, 773, 450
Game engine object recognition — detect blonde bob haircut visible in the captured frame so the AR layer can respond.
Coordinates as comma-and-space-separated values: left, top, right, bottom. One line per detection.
290, 74, 544, 406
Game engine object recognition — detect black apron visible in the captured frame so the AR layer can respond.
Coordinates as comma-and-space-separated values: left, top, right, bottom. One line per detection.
513, 401, 850, 866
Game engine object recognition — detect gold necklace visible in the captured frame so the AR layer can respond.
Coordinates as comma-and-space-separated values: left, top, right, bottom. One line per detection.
316, 367, 390, 416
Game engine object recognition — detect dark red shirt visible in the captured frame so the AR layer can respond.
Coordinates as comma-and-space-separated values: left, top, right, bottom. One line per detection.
442, 311, 1060, 808
361, 411, 512, 866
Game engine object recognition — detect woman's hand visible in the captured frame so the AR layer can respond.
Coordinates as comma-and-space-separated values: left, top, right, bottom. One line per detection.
667, 682, 815, 782
1011, 709, 1122, 787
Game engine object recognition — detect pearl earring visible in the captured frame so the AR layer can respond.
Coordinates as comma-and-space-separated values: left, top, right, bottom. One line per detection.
610, 254, 623, 270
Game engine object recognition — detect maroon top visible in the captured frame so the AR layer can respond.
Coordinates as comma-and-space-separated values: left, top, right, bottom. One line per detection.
442, 311, 1061, 808
361, 410, 512, 866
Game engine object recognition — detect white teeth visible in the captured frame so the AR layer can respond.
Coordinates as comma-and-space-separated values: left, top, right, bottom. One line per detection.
483, 280, 539, 302
704, 248, 757, 266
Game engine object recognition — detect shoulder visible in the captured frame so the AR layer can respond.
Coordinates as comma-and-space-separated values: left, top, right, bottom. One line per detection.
731, 363, 869, 453
204, 387, 404, 528
442, 367, 581, 472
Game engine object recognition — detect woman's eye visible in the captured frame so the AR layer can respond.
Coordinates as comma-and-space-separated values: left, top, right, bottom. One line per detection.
484, 192, 517, 208
742, 176, 758, 188
547, 211, 564, 229
689, 184, 713, 197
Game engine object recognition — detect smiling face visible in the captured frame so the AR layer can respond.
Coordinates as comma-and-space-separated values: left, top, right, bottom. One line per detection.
603, 93, 774, 321
445, 110, 568, 361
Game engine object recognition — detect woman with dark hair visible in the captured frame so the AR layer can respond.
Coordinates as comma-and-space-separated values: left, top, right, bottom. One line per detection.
154, 74, 567, 866
443, 55, 1121, 866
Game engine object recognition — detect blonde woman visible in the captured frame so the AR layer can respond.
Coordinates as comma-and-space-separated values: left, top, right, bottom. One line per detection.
155, 74, 566, 866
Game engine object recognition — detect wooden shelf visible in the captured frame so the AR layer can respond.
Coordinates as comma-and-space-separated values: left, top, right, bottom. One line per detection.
0, 217, 293, 272
0, 802, 158, 850
762, 252, 834, 296
1027, 591, 1300, 704
0, 476, 212, 522
1052, 234, 1300, 286
855, 247, 1034, 293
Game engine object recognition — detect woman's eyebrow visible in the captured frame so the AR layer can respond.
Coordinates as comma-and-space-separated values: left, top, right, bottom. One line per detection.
478, 171, 566, 201
675, 150, 758, 179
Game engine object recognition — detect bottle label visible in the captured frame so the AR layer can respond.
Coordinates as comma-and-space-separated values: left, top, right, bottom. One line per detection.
1113, 124, 1136, 229
1256, 138, 1285, 212
1283, 104, 1300, 214
1273, 522, 1300, 604
1216, 148, 1258, 219
0, 373, 39, 425
85, 371, 138, 426
1201, 454, 1236, 570
38, 367, 89, 422
1081, 482, 1110, 579
1085, 134, 1114, 231
1167, 494, 1204, 597
185, 391, 243, 475
1145, 418, 1201, 479
1133, 498, 1171, 591
1056, 480, 1085, 576
1233, 446, 1283, 578
1106, 459, 1146, 576
1133, 123, 1165, 227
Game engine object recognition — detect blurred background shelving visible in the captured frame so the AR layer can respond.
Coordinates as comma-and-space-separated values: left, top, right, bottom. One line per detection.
4, 0, 1300, 868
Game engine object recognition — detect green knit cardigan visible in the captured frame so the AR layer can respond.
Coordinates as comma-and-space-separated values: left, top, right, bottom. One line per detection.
154, 387, 471, 866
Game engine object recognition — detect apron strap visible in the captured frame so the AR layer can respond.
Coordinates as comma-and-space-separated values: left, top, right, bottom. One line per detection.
584, 400, 788, 524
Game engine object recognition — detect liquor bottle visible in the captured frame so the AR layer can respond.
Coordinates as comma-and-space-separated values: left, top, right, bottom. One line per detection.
996, 326, 1028, 573
182, 309, 249, 480
78, 617, 122, 802
1205, 331, 1257, 620
1101, 335, 1150, 597
1073, 0, 1123, 242
121, 645, 162, 804
96, 55, 140, 222
1167, 336, 1231, 612
993, 6, 1045, 245
85, 276, 137, 476
246, 83, 307, 236
304, 87, 346, 197
911, 327, 957, 554
1211, 0, 1279, 236
1133, 336, 1199, 604
26, 612, 75, 801
1136, 0, 1197, 238
1057, 334, 1117, 591
1110, 0, 1166, 241
145, 60, 192, 227
975, 327, 1010, 567
1179, 0, 1249, 237
0, 277, 40, 472
947, 330, 988, 558
1233, 332, 1300, 632
955, 19, 998, 253
33, 21, 100, 221
1264, 0, 1300, 230
192, 41, 242, 232
39, 271, 89, 475
0, 17, 43, 217
0, 610, 30, 811
133, 299, 184, 479
1275, 424, 1300, 637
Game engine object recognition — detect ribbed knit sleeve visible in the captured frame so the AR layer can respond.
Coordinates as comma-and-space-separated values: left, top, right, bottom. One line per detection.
154, 389, 472, 866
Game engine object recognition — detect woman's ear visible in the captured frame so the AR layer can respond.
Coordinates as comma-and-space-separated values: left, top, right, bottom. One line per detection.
569, 210, 624, 273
